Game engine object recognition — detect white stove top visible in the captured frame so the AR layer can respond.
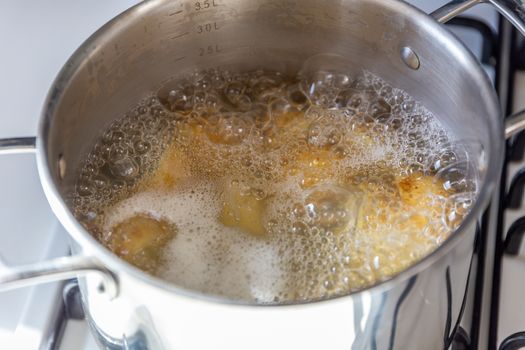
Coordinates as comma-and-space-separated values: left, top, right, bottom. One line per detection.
0, 153, 68, 349
0, 1, 522, 349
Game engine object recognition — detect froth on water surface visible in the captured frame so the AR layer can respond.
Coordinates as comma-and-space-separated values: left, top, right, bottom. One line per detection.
72, 66, 480, 303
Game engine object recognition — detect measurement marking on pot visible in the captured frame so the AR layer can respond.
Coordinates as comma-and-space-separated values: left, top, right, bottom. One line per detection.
168, 10, 183, 16
194, 0, 219, 11
199, 44, 221, 56
236, 45, 257, 56
196, 22, 220, 34
173, 56, 186, 62
171, 31, 190, 40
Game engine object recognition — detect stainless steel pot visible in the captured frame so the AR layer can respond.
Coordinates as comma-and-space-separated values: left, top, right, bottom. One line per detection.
1, 0, 525, 349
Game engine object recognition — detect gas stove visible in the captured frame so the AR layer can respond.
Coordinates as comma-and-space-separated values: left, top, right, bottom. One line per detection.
1, 1, 524, 349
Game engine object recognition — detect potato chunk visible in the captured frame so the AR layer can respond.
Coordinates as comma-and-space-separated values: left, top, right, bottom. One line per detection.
289, 149, 339, 189
141, 145, 188, 190
396, 173, 447, 207
108, 214, 176, 274
349, 173, 452, 280
219, 182, 267, 237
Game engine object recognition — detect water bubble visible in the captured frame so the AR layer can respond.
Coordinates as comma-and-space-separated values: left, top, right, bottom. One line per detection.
442, 193, 474, 229
333, 74, 351, 89
147, 97, 157, 106
431, 150, 457, 171
269, 98, 296, 118
77, 181, 94, 196
112, 180, 126, 191
288, 85, 308, 107
334, 89, 353, 108
109, 157, 139, 180
292, 202, 307, 218
305, 185, 362, 233
205, 114, 249, 145
92, 175, 107, 189
225, 82, 244, 100
368, 98, 391, 120
241, 156, 252, 167
348, 93, 365, 109
111, 131, 125, 143
109, 145, 129, 161
304, 106, 324, 120
292, 221, 309, 235
393, 92, 405, 104
333, 146, 349, 159
82, 163, 98, 177
323, 279, 334, 290
435, 161, 477, 193
402, 100, 415, 113
350, 77, 369, 91
133, 140, 151, 154
251, 188, 266, 200
307, 122, 342, 148
379, 85, 393, 97
158, 85, 194, 113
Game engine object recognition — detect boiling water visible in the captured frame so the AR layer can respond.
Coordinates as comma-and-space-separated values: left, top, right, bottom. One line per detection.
73, 68, 478, 303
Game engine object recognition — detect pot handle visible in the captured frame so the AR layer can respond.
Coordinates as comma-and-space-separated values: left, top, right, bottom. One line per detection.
431, 1, 525, 139
0, 137, 37, 155
431, 0, 525, 37
0, 254, 118, 298
0, 137, 118, 298
505, 109, 525, 139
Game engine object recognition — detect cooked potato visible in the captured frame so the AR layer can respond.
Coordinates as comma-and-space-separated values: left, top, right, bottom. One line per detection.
362, 172, 450, 231
288, 149, 339, 189
349, 172, 454, 280
396, 173, 456, 230
273, 110, 305, 129
108, 214, 176, 273
396, 173, 447, 206
219, 181, 267, 237
139, 118, 211, 190
140, 144, 188, 190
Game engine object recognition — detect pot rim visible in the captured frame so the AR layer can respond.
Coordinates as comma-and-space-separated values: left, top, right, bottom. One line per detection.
36, 0, 504, 307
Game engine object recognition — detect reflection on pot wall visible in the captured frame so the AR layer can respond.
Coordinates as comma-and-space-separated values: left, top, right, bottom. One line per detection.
76, 222, 476, 350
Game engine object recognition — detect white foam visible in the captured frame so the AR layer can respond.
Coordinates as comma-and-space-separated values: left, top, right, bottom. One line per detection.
103, 182, 285, 302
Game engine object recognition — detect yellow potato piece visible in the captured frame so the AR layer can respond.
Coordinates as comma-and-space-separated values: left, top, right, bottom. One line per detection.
257, 111, 311, 154
145, 145, 188, 189
396, 173, 447, 206
273, 110, 305, 128
291, 149, 339, 189
219, 182, 267, 237
395, 173, 450, 231
108, 214, 176, 274
349, 172, 454, 280
396, 173, 461, 232
140, 120, 209, 190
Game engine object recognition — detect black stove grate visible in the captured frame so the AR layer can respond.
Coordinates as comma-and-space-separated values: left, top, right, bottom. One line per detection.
489, 14, 525, 350
499, 332, 525, 350
503, 216, 525, 255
